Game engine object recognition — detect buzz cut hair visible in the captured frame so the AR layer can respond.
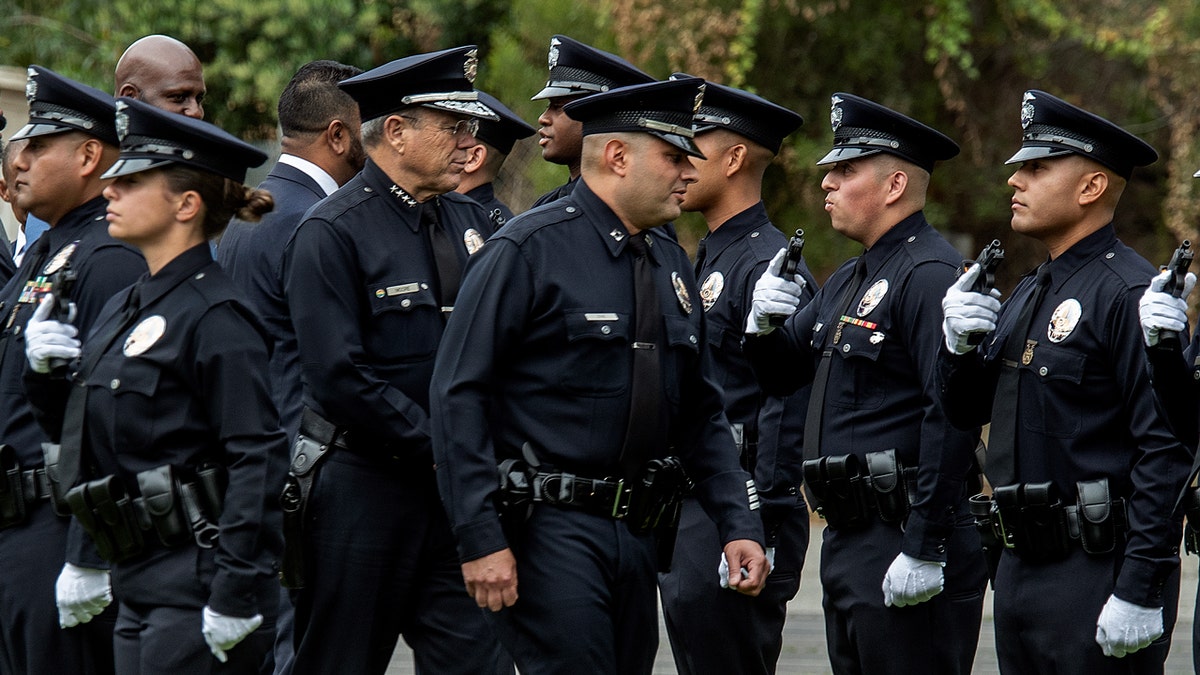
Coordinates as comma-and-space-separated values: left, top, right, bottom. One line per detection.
277, 60, 363, 138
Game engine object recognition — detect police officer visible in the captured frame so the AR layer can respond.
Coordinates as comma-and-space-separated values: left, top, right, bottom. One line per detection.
23, 96, 284, 673
657, 76, 813, 675
281, 47, 509, 675
529, 35, 654, 207
430, 77, 769, 675
455, 91, 535, 229
940, 90, 1191, 671
114, 35, 207, 119
744, 93, 987, 673
0, 66, 147, 675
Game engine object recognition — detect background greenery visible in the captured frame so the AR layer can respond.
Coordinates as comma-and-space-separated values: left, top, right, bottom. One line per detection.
3, 0, 1198, 285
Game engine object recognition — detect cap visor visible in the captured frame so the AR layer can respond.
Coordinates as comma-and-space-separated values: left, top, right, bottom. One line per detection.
648, 131, 705, 160
9, 122, 71, 142
1194, 167, 1200, 179
815, 146, 882, 167
101, 157, 175, 180
1004, 145, 1073, 166
531, 85, 585, 101
421, 101, 500, 122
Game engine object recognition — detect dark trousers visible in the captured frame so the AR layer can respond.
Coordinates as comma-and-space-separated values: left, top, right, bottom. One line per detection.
659, 498, 808, 675
488, 506, 659, 675
114, 602, 273, 675
286, 453, 509, 675
821, 516, 987, 674
0, 501, 115, 675
994, 547, 1179, 674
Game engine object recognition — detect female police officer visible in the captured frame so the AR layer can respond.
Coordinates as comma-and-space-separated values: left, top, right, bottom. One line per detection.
22, 96, 286, 673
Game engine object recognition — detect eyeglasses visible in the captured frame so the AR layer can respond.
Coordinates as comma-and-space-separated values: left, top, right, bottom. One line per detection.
400, 114, 479, 138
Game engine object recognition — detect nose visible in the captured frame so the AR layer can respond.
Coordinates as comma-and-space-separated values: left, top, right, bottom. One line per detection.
102, 182, 117, 201
820, 171, 836, 192
537, 106, 554, 127
1007, 171, 1020, 189
183, 100, 203, 119
681, 158, 699, 184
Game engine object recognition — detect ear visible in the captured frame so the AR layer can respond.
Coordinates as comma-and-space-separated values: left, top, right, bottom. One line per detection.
325, 119, 350, 156
604, 138, 630, 177
724, 143, 748, 178
1077, 171, 1109, 206
383, 114, 409, 153
462, 144, 487, 174
117, 83, 139, 99
77, 138, 107, 178
175, 189, 204, 224
883, 170, 909, 206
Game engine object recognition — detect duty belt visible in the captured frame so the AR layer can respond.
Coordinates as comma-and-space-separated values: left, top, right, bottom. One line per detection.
298, 408, 410, 465
531, 472, 633, 519
0, 442, 60, 530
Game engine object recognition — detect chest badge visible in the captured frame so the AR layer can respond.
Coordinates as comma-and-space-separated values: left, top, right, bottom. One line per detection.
1047, 299, 1082, 343
42, 242, 78, 276
856, 278, 888, 317
869, 331, 885, 344
700, 271, 724, 312
123, 315, 166, 357
671, 272, 692, 314
463, 228, 485, 256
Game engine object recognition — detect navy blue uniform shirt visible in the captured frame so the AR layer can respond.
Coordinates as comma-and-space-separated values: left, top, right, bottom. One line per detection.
430, 179, 764, 562
4, 196, 145, 459
746, 211, 980, 562
697, 202, 816, 542
464, 182, 515, 231
938, 224, 1192, 606
284, 158, 493, 458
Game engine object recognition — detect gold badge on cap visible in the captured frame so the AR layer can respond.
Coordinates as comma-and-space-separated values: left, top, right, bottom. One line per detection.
700, 271, 724, 312
464, 228, 485, 256
123, 315, 166, 357
672, 272, 692, 314
1021, 92, 1036, 130
830, 95, 844, 132
42, 242, 78, 276
1047, 298, 1081, 343
463, 48, 478, 84
548, 37, 561, 69
856, 279, 888, 317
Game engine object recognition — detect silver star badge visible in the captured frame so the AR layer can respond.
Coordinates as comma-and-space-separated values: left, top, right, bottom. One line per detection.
830, 95, 844, 132
25, 67, 37, 103
1021, 91, 1036, 130
463, 49, 478, 84
548, 37, 561, 69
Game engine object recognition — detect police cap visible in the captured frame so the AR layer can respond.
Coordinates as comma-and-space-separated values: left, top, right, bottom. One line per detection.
11, 66, 119, 146
101, 97, 266, 184
816, 93, 958, 172
531, 35, 655, 101
671, 73, 802, 154
564, 77, 707, 159
473, 91, 535, 155
1006, 90, 1157, 180
338, 46, 499, 123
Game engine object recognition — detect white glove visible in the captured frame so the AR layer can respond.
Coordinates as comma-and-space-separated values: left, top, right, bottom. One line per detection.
202, 606, 263, 663
745, 248, 806, 336
881, 552, 945, 607
1094, 594, 1162, 658
1139, 269, 1195, 347
717, 552, 749, 589
941, 263, 1001, 355
25, 295, 80, 373
55, 563, 112, 628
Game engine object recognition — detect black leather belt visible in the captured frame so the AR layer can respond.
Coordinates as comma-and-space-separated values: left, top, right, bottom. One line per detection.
20, 468, 51, 503
530, 472, 632, 519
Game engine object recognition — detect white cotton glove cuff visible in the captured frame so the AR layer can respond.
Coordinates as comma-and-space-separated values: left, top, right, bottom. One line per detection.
202, 606, 263, 663
1139, 270, 1195, 347
941, 264, 1001, 355
55, 563, 112, 628
1095, 595, 1163, 658
745, 249, 806, 336
881, 552, 945, 608
25, 296, 80, 373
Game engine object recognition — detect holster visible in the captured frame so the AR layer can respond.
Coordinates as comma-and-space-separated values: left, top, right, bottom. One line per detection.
65, 476, 145, 563
41, 442, 72, 517
135, 465, 190, 548
1183, 485, 1200, 555
1075, 478, 1124, 555
968, 493, 1002, 583
803, 454, 871, 530
864, 449, 909, 524
280, 432, 331, 589
993, 482, 1071, 563
731, 423, 758, 476
0, 446, 26, 528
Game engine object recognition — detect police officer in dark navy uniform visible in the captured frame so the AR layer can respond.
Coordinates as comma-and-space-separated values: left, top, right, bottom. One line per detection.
430, 78, 769, 675
657, 76, 814, 675
744, 93, 987, 674
456, 90, 535, 230
0, 66, 147, 675
24, 96, 284, 674
281, 47, 509, 675
940, 90, 1192, 671
529, 35, 654, 208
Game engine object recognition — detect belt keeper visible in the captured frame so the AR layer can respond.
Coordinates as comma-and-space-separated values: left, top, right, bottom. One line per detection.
557, 472, 575, 503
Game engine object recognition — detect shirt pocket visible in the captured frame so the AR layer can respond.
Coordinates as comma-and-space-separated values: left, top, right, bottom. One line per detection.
663, 315, 701, 404
1020, 344, 1085, 439
102, 356, 162, 456
365, 280, 440, 362
828, 321, 886, 411
558, 311, 631, 396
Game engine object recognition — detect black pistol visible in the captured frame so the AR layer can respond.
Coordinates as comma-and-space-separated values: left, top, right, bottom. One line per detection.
958, 239, 1004, 346
45, 264, 79, 372
768, 229, 805, 328
1156, 240, 1193, 351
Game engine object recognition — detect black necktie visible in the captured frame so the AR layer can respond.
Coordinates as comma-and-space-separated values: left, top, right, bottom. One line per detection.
421, 200, 461, 310
22, 235, 52, 279
620, 234, 666, 479
985, 265, 1051, 487
803, 255, 868, 466
693, 237, 707, 277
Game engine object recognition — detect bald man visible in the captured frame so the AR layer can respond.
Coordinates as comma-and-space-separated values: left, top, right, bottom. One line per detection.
114, 35, 206, 119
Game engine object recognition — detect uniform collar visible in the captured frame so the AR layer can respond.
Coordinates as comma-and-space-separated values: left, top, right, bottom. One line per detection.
1043, 223, 1117, 293
361, 158, 425, 233
42, 195, 108, 253
699, 201, 769, 261
859, 210, 927, 279
137, 242, 215, 309
464, 182, 496, 206
573, 179, 660, 263
277, 153, 339, 196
